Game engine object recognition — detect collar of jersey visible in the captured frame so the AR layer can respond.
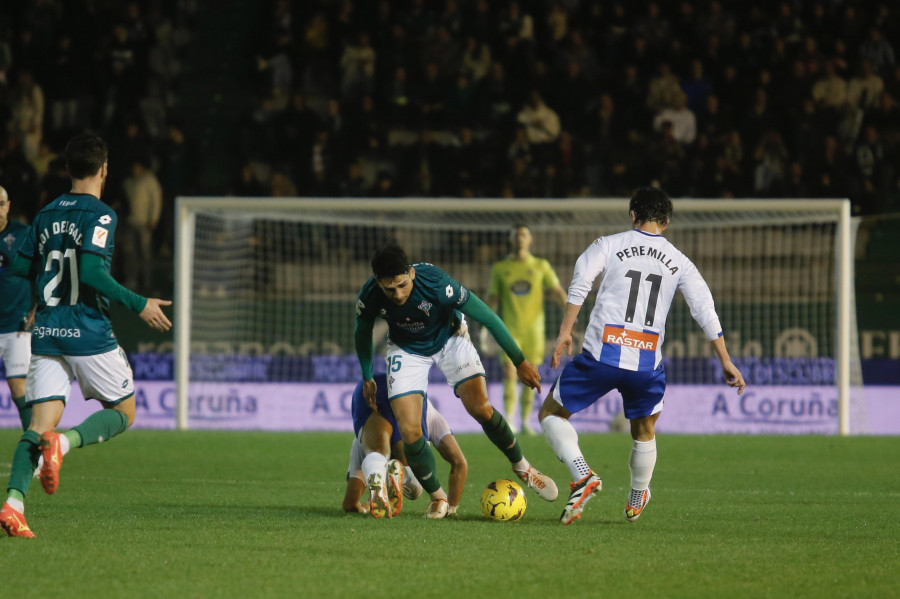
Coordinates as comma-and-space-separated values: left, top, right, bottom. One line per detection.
632, 229, 662, 237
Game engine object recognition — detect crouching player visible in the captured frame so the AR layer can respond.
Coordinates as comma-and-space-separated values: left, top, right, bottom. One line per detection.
342, 373, 467, 518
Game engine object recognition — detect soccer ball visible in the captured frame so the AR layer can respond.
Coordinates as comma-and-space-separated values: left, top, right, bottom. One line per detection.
480, 479, 526, 521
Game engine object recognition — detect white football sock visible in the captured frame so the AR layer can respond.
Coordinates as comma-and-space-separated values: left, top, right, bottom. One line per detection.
629, 438, 657, 491
361, 452, 388, 487
5, 497, 24, 513
541, 415, 592, 480
402, 466, 420, 493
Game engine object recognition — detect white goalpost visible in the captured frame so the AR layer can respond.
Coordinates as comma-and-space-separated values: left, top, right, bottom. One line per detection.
174, 197, 861, 434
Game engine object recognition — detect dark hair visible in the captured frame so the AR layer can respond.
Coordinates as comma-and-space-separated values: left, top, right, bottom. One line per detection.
371, 243, 410, 279
629, 186, 673, 225
65, 132, 108, 179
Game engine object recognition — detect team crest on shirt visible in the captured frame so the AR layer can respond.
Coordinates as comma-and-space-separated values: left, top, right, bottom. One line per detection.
3, 233, 14, 250
417, 300, 432, 316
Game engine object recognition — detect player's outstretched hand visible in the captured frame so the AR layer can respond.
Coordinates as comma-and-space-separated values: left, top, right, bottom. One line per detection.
363, 379, 378, 411
516, 360, 541, 394
722, 360, 745, 395
140, 298, 173, 332
550, 333, 573, 369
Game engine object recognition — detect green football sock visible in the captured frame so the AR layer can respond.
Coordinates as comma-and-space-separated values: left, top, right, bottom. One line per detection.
72, 410, 129, 447
403, 436, 442, 494
12, 395, 31, 431
482, 408, 524, 464
65, 429, 82, 449
7, 430, 40, 496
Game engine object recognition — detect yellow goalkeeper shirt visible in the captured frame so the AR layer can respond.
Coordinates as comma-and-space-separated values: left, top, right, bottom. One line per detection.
488, 254, 560, 338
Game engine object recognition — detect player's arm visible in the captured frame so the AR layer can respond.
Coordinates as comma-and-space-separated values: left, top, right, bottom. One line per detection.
11, 253, 35, 279
354, 316, 378, 407
79, 253, 172, 331
553, 240, 606, 368
435, 434, 467, 510
552, 302, 583, 369
459, 292, 540, 392
678, 262, 745, 395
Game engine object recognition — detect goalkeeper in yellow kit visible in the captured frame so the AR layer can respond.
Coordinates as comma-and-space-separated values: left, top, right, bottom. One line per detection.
487, 224, 567, 434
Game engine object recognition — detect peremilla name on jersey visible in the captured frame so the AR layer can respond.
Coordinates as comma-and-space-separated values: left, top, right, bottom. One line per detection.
614, 245, 679, 275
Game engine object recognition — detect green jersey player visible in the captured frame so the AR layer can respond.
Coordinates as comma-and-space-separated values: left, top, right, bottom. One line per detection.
355, 243, 558, 519
0, 186, 35, 430
0, 133, 172, 538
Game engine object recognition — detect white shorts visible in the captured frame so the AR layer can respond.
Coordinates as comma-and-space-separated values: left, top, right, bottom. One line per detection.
26, 346, 135, 406
347, 399, 453, 482
385, 331, 485, 400
0, 331, 31, 379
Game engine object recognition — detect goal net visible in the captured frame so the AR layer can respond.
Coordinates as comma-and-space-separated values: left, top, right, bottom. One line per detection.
174, 198, 863, 434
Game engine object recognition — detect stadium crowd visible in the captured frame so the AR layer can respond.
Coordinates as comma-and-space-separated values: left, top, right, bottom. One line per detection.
243, 0, 899, 214
0, 0, 197, 291
1, 0, 898, 269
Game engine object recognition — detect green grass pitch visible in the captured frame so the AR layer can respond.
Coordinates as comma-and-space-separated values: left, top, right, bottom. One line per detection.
1, 429, 898, 598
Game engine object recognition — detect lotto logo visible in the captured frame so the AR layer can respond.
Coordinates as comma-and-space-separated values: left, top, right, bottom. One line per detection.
602, 325, 659, 351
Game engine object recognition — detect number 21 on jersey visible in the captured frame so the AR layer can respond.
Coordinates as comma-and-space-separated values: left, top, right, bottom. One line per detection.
43, 248, 79, 306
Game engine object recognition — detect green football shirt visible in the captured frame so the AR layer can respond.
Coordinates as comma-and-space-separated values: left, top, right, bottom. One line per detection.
18, 193, 121, 356
0, 219, 31, 334
356, 262, 469, 356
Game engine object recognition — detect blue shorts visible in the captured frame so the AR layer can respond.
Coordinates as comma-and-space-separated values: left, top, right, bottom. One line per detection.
351, 376, 429, 445
550, 352, 666, 419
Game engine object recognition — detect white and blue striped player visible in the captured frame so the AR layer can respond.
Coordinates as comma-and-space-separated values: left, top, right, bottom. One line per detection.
539, 187, 745, 525
342, 374, 467, 518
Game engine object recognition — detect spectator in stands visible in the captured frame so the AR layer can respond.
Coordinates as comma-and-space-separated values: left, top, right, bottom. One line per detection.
461, 36, 492, 83
9, 70, 44, 162
696, 94, 730, 143
421, 26, 462, 82
753, 129, 789, 195
859, 28, 896, 74
340, 32, 376, 103
516, 91, 560, 165
653, 92, 696, 145
680, 59, 712, 114
854, 126, 888, 213
647, 63, 682, 113
551, 60, 592, 133
848, 60, 885, 110
123, 156, 163, 293
812, 61, 849, 115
